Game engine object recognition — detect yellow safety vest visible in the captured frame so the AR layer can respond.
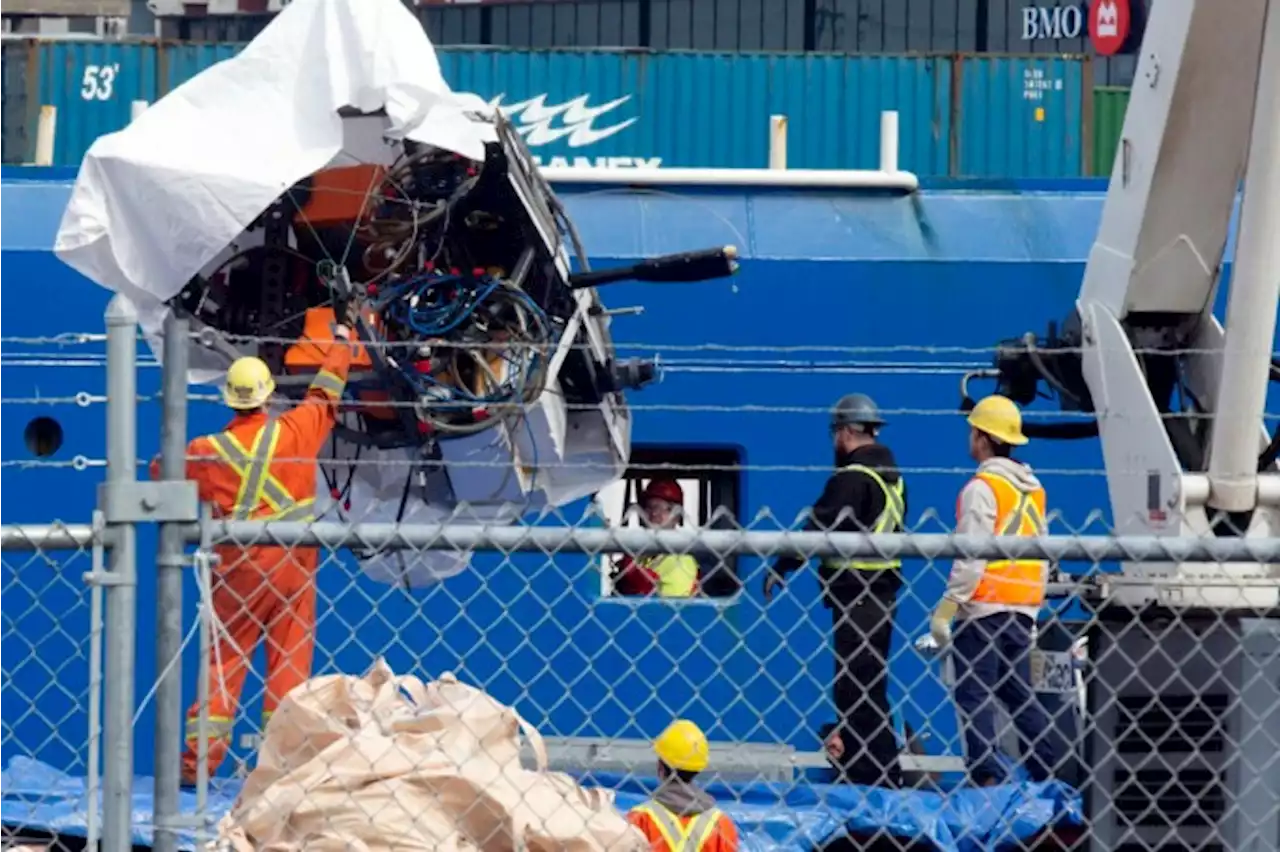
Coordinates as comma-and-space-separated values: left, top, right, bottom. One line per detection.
638, 554, 699, 597
631, 802, 725, 852
822, 464, 905, 571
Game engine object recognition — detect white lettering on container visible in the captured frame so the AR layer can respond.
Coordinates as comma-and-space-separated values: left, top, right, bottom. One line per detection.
1021, 4, 1084, 39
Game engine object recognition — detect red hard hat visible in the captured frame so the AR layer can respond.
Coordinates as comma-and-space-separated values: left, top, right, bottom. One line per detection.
641, 479, 683, 505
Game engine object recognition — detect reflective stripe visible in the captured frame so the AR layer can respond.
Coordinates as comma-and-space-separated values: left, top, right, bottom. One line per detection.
633, 803, 723, 852
310, 369, 345, 400
236, 421, 281, 519
999, 491, 1046, 537
825, 464, 906, 571
205, 421, 315, 522
271, 498, 317, 521
185, 714, 233, 741
207, 430, 285, 515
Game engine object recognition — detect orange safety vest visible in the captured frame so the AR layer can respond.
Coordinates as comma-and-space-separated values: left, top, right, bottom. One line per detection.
961, 471, 1048, 606
185, 353, 350, 525
201, 416, 318, 522
629, 802, 737, 852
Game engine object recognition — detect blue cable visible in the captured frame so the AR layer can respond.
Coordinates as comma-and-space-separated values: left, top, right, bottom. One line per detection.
382, 272, 554, 410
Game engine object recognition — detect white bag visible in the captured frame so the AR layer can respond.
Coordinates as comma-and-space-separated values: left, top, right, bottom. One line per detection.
214, 660, 647, 852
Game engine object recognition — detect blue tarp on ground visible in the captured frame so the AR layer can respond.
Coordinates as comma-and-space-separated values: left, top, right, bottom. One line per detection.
2, 758, 1081, 852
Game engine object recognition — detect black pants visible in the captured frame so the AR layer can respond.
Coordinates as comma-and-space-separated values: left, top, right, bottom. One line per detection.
830, 582, 901, 787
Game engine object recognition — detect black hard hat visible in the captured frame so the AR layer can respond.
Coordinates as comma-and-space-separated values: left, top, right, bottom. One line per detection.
831, 393, 885, 430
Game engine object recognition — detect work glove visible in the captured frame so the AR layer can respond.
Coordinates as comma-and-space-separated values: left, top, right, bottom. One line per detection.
929, 599, 960, 649
762, 569, 785, 602
333, 299, 363, 342
913, 633, 941, 657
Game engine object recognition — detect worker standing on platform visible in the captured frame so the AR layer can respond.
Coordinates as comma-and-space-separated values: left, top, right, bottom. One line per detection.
160, 305, 357, 784
628, 720, 740, 852
763, 394, 906, 788
922, 394, 1062, 786
613, 479, 700, 598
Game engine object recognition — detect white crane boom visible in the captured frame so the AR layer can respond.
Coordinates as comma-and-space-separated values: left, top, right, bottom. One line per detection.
971, 0, 1280, 609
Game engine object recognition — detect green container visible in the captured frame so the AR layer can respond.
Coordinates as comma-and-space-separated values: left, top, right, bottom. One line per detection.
1092, 86, 1130, 177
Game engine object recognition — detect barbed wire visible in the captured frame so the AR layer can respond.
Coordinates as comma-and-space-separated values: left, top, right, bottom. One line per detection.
4, 388, 1277, 421
3, 332, 1277, 360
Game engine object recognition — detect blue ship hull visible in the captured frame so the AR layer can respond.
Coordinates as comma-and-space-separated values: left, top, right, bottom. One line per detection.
2, 169, 1273, 797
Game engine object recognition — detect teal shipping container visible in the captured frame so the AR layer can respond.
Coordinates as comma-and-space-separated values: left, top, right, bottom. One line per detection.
5, 40, 160, 167
2, 41, 1089, 178
439, 50, 951, 174
953, 55, 1092, 178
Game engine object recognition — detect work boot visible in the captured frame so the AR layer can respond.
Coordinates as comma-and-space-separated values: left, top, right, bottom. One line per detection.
180, 737, 229, 786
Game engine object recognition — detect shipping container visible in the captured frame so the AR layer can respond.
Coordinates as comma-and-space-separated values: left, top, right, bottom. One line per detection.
1091, 85, 1128, 177
2, 41, 1092, 177
157, 40, 241, 94
1, 41, 33, 163
159, 46, 952, 172
29, 39, 158, 166
152, 46, 1090, 175
953, 54, 1089, 178
143, 0, 1145, 86
439, 49, 951, 172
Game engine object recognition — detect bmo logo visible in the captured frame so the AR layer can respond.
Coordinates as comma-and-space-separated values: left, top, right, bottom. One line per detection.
1090, 0, 1130, 55
1021, 4, 1084, 40
1020, 0, 1131, 54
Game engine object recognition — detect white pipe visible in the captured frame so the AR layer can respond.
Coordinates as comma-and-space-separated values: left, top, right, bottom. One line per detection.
130, 100, 149, 121
34, 104, 56, 166
541, 166, 918, 192
1207, 3, 1280, 512
879, 110, 900, 173
1190, 473, 1280, 507
768, 114, 788, 170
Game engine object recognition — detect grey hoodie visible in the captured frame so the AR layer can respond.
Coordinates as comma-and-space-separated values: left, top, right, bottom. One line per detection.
651, 776, 718, 817
946, 456, 1047, 622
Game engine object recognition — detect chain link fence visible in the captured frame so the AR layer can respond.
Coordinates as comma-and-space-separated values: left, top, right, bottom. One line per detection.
1, 522, 104, 852
2, 303, 1279, 852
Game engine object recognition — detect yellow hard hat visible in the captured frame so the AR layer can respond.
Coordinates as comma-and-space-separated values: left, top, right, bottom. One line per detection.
967, 394, 1028, 446
222, 357, 276, 410
654, 719, 709, 773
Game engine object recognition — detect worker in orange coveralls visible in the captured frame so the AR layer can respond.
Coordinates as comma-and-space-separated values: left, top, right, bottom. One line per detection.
629, 720, 740, 852
612, 479, 700, 597
154, 306, 356, 784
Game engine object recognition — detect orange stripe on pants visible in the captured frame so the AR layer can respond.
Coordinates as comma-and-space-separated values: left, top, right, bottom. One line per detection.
182, 543, 317, 779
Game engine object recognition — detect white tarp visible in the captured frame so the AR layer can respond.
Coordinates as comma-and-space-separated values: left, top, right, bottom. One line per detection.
49, 0, 631, 589
48, 0, 514, 587
53, 0, 494, 314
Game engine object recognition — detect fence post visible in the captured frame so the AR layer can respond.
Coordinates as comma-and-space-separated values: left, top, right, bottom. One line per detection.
153, 311, 189, 852
102, 294, 139, 852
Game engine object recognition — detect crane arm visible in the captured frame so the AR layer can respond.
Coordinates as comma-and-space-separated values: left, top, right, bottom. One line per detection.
964, 0, 1280, 608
